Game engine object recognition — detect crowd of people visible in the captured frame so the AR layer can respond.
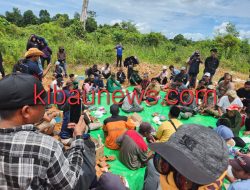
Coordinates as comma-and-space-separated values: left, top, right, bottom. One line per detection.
0, 37, 250, 190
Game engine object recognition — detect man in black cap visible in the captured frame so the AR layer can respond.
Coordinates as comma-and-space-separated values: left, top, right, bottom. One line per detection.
148, 124, 228, 189
0, 73, 95, 189
204, 48, 219, 82
228, 155, 250, 189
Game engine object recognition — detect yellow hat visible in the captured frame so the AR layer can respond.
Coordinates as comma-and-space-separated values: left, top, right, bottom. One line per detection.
25, 48, 44, 58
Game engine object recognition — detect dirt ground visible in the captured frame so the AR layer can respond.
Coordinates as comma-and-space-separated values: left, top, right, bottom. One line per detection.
42, 62, 249, 90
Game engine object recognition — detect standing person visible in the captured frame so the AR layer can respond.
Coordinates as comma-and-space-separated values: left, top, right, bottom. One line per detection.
101, 63, 111, 79
0, 51, 5, 77
26, 34, 38, 50
204, 48, 220, 82
40, 41, 52, 69
57, 46, 67, 77
103, 104, 135, 150
23, 48, 52, 81
115, 43, 124, 67
147, 124, 228, 190
187, 51, 203, 88
117, 130, 148, 170
0, 73, 95, 189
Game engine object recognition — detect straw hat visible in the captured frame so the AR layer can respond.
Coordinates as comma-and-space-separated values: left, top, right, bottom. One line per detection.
24, 48, 44, 58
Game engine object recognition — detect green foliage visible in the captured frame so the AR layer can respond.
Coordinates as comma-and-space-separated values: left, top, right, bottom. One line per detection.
0, 13, 249, 75
39, 10, 50, 24
5, 8, 23, 27
226, 22, 240, 37
23, 10, 38, 26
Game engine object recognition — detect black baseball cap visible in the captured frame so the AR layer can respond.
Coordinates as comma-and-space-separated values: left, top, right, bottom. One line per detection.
210, 48, 218, 53
149, 124, 228, 185
0, 73, 47, 109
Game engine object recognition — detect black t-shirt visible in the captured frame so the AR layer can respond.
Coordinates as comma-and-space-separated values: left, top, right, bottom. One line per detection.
245, 118, 250, 131
237, 88, 250, 100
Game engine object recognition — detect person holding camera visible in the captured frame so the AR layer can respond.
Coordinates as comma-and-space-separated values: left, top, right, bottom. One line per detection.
187, 50, 203, 88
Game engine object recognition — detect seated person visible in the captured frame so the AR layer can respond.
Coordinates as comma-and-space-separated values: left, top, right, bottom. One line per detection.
228, 155, 250, 189
121, 87, 144, 113
169, 65, 180, 81
138, 122, 155, 143
140, 73, 150, 90
199, 72, 212, 87
82, 78, 94, 94
116, 67, 126, 84
200, 85, 219, 117
237, 81, 250, 108
54, 61, 64, 78
155, 106, 182, 142
155, 66, 168, 85
146, 124, 228, 190
69, 74, 79, 90
130, 69, 142, 85
101, 63, 111, 79
35, 110, 58, 135
218, 72, 232, 84
178, 90, 198, 119
106, 73, 122, 93
216, 73, 234, 98
173, 66, 189, 87
221, 104, 246, 148
103, 104, 135, 150
144, 78, 161, 106
94, 172, 129, 190
93, 74, 105, 91
50, 77, 63, 93
86, 64, 101, 78
117, 130, 148, 170
217, 90, 243, 116
214, 118, 236, 148
244, 107, 250, 135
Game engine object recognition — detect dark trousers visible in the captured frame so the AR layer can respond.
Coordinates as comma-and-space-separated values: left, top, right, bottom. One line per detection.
0, 63, 5, 77
60, 111, 72, 139
189, 73, 198, 88
116, 55, 122, 67
233, 137, 246, 148
41, 57, 51, 69
156, 77, 168, 85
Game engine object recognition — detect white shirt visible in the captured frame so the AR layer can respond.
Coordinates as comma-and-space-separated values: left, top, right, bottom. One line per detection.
217, 96, 243, 113
101, 67, 111, 75
50, 80, 61, 92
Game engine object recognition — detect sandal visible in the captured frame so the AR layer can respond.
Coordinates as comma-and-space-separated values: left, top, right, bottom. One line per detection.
99, 155, 116, 162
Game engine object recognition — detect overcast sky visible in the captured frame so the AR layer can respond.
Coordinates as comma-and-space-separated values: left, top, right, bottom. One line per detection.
1, 0, 250, 41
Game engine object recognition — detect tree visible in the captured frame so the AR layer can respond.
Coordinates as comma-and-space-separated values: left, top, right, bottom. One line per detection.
86, 17, 97, 32
120, 21, 138, 33
23, 10, 37, 26
5, 8, 23, 26
52, 14, 71, 27
39, 10, 50, 24
226, 22, 239, 37
74, 12, 80, 20
173, 34, 190, 46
